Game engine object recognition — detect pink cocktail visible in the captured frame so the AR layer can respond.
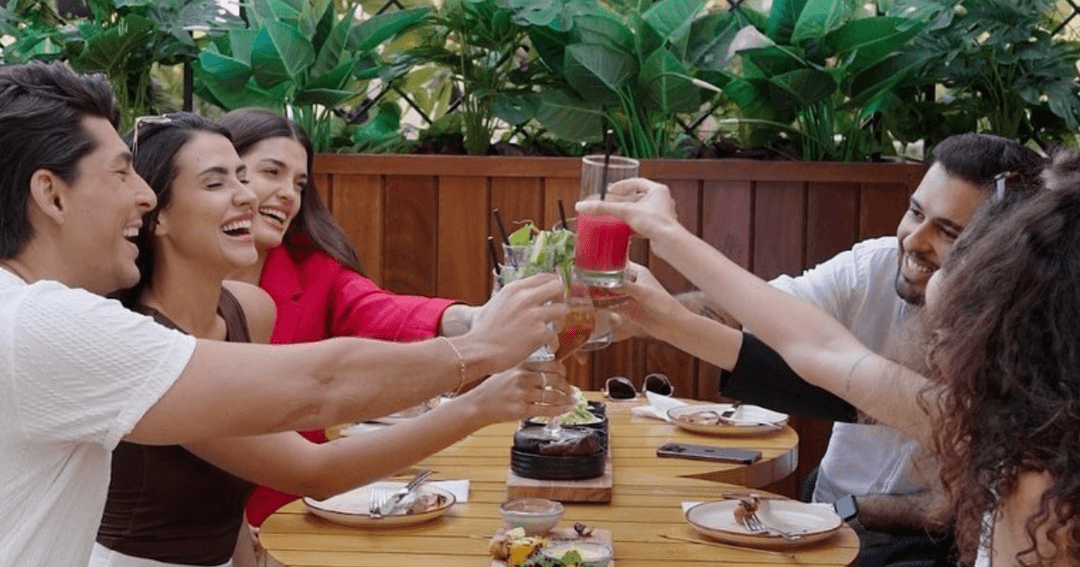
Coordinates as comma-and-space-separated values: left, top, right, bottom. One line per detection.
575, 154, 639, 286
574, 212, 633, 284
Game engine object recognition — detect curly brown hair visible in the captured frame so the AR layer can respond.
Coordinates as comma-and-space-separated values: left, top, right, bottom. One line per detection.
925, 154, 1080, 565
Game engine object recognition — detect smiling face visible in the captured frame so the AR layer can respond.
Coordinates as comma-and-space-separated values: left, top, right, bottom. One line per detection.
240, 136, 308, 251
57, 116, 156, 294
153, 131, 256, 274
894, 163, 985, 305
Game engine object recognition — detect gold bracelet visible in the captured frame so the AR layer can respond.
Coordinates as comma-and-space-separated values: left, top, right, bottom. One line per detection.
439, 336, 467, 395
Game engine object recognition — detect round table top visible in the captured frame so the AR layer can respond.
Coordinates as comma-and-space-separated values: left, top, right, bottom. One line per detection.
259, 394, 845, 567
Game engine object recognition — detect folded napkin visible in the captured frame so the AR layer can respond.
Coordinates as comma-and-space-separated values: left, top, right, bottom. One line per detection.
630, 391, 688, 422
429, 479, 470, 503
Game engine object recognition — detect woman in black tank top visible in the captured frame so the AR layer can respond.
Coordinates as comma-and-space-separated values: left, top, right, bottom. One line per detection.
93, 114, 572, 567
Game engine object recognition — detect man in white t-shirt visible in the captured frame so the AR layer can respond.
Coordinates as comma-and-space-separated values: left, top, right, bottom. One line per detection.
0, 62, 572, 566
709, 133, 1046, 567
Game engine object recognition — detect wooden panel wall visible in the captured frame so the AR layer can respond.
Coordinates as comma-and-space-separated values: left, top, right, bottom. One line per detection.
314, 154, 927, 496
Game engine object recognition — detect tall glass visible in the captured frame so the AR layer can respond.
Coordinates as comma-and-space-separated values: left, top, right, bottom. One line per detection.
496, 243, 556, 362
575, 155, 640, 288
552, 217, 620, 352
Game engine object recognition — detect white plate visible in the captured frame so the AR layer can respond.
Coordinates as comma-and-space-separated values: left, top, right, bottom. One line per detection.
666, 403, 787, 436
304, 481, 455, 528
685, 499, 842, 548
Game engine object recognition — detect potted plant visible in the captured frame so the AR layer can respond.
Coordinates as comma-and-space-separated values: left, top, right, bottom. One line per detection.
883, 0, 1080, 149
0, 0, 241, 130
191, 0, 430, 151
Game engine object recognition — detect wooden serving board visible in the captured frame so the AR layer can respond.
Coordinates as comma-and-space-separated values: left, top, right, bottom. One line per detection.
506, 452, 612, 503
491, 527, 613, 567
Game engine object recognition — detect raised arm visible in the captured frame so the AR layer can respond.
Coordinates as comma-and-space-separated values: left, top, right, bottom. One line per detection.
577, 181, 933, 443
128, 273, 569, 445
184, 362, 572, 499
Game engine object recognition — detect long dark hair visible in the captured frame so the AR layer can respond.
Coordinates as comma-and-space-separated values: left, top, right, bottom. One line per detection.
216, 108, 364, 275
925, 153, 1080, 564
115, 112, 234, 307
0, 61, 119, 258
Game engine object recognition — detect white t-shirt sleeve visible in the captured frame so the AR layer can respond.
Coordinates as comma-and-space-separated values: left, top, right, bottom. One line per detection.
8, 282, 196, 450
769, 237, 895, 325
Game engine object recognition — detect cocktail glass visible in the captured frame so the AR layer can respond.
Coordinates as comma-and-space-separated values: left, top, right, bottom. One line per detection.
494, 245, 557, 363
552, 217, 624, 352
575, 155, 640, 288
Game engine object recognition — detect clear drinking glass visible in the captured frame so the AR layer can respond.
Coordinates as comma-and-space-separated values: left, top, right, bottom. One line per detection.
575, 155, 640, 288
495, 244, 556, 363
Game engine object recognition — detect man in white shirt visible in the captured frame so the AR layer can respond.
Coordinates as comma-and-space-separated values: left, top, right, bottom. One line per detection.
0, 61, 572, 566
696, 133, 1045, 566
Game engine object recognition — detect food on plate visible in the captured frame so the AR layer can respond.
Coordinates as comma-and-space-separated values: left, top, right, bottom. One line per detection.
733, 495, 762, 526
678, 408, 724, 426
490, 527, 547, 566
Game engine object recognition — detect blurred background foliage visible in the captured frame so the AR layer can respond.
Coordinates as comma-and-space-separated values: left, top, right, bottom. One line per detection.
2, 0, 1079, 159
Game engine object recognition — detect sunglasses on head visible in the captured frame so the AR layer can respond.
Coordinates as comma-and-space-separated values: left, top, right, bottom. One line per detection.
130, 114, 174, 158
602, 373, 674, 400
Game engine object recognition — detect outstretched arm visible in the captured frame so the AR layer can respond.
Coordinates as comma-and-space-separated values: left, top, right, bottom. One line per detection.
185, 363, 572, 499
128, 274, 570, 445
577, 181, 933, 444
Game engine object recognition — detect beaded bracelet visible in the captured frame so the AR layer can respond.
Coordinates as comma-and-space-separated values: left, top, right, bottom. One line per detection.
439, 336, 467, 395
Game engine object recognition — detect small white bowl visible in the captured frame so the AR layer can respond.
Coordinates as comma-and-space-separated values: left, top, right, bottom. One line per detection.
541, 541, 613, 566
498, 497, 564, 535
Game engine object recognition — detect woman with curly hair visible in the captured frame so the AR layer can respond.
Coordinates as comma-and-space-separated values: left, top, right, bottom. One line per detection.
578, 159, 1079, 565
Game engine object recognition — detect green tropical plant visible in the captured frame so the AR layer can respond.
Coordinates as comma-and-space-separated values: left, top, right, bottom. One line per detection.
402, 0, 560, 155
716, 0, 926, 161
0, 0, 241, 130
885, 0, 1080, 148
192, 0, 430, 151
500, 0, 742, 158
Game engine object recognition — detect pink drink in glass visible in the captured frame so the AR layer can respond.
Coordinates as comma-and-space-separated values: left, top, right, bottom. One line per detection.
574, 212, 633, 284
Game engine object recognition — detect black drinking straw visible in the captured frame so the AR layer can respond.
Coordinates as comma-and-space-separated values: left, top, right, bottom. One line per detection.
492, 208, 510, 244
557, 198, 568, 230
491, 208, 516, 268
487, 236, 502, 276
600, 129, 614, 201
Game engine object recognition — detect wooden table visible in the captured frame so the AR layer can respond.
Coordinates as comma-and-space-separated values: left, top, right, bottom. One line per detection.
260, 395, 852, 566
420, 395, 799, 488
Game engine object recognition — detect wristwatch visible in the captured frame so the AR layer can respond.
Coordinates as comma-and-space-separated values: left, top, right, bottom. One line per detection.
833, 494, 859, 522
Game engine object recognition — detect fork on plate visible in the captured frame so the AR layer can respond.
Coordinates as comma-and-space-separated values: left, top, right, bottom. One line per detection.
740, 509, 801, 541
368, 469, 432, 519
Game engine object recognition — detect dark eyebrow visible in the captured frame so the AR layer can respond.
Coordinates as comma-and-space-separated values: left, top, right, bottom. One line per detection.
110, 151, 132, 169
937, 218, 964, 234
198, 166, 232, 177
258, 158, 287, 169
236, 163, 248, 177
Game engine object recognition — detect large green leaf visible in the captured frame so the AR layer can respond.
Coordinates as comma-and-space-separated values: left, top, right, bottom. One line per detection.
770, 68, 835, 107
825, 17, 920, 75
723, 77, 799, 123
251, 0, 300, 28
566, 42, 637, 91
262, 21, 315, 85
293, 87, 353, 106
73, 15, 154, 74
537, 89, 604, 142
195, 65, 287, 110
642, 0, 705, 57
225, 29, 258, 63
490, 91, 541, 125
312, 15, 352, 76
791, 0, 856, 45
195, 47, 252, 91
348, 7, 430, 52
686, 11, 743, 71
572, 12, 634, 53
307, 58, 354, 90
738, 45, 807, 78
639, 47, 700, 112
765, 0, 808, 44
527, 25, 571, 75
